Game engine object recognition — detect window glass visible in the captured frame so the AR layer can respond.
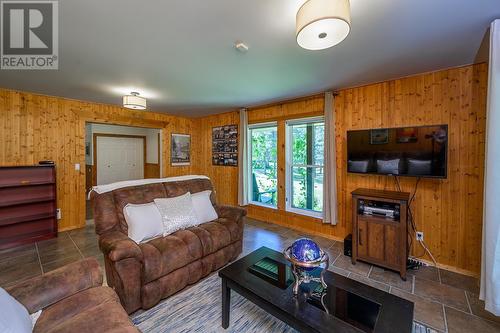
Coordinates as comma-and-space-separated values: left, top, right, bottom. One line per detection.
249, 125, 278, 207
288, 120, 324, 214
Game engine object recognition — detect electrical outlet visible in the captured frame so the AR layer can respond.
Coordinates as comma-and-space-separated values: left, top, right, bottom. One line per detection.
56, 208, 61, 220
416, 231, 424, 241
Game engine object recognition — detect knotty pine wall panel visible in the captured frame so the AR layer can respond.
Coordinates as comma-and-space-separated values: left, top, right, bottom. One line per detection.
0, 88, 197, 231
335, 64, 487, 275
191, 111, 240, 206
197, 63, 487, 275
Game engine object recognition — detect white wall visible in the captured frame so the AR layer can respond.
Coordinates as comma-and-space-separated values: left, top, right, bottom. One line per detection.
85, 123, 162, 171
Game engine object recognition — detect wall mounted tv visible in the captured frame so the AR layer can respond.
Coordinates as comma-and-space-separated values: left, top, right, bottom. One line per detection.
347, 125, 448, 178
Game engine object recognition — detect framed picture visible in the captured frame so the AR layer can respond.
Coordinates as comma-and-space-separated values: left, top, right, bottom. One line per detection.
396, 127, 418, 143
171, 133, 191, 166
370, 129, 389, 145
212, 125, 238, 166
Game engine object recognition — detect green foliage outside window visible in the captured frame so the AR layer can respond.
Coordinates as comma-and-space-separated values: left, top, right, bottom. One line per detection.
249, 121, 324, 212
251, 127, 278, 206
291, 122, 324, 212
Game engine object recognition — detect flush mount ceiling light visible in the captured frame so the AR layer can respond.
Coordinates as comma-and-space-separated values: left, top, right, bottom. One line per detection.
123, 92, 147, 110
296, 0, 351, 51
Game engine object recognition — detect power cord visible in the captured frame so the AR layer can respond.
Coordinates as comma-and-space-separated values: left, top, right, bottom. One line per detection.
393, 176, 438, 267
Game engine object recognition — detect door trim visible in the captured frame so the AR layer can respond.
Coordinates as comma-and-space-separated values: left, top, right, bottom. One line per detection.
93, 133, 147, 186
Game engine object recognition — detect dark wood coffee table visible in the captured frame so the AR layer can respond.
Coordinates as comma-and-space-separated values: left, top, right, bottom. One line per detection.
218, 247, 414, 333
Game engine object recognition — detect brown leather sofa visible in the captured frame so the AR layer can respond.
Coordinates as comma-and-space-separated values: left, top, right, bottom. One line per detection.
93, 178, 246, 314
6, 258, 138, 333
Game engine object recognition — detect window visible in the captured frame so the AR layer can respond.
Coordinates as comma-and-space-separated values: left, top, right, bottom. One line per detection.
248, 123, 278, 207
286, 117, 324, 217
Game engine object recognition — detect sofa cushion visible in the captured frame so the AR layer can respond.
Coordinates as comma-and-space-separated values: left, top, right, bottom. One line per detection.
154, 193, 199, 236
163, 179, 216, 205
139, 218, 241, 283
140, 229, 204, 284
187, 219, 241, 256
33, 287, 135, 333
191, 190, 218, 224
196, 221, 233, 253
123, 203, 163, 243
113, 183, 168, 233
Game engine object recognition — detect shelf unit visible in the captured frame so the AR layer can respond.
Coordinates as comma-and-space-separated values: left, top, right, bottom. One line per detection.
351, 188, 410, 280
0, 165, 57, 249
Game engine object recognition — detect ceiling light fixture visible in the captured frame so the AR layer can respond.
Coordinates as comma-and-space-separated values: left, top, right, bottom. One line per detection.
296, 0, 351, 51
123, 92, 147, 110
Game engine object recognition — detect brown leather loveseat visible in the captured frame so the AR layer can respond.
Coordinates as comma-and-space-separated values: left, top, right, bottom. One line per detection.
6, 258, 138, 333
93, 178, 246, 314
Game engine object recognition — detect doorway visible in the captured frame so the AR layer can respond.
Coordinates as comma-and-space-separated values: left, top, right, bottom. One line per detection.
85, 123, 162, 220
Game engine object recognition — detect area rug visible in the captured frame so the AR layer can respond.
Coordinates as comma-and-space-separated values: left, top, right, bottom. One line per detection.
131, 273, 437, 333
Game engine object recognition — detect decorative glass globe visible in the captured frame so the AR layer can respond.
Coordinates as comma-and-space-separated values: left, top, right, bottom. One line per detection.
291, 238, 321, 263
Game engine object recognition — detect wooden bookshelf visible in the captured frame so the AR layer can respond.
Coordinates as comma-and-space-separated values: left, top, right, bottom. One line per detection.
0, 165, 57, 249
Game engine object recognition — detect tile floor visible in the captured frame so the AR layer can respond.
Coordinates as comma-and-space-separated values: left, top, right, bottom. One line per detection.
1, 217, 499, 333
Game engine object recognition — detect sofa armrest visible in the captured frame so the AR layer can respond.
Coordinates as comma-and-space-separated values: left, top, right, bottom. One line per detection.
216, 205, 247, 221
6, 258, 102, 313
99, 230, 143, 262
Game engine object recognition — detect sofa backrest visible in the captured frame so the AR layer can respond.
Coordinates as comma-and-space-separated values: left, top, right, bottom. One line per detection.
93, 178, 215, 235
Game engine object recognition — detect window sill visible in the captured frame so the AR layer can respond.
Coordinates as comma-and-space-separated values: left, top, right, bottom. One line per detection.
286, 207, 323, 219
248, 201, 278, 210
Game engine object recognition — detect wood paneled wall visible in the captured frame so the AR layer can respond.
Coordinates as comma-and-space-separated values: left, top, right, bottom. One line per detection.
191, 111, 240, 206
0, 88, 198, 231
335, 64, 488, 275
196, 63, 488, 275
0, 63, 488, 274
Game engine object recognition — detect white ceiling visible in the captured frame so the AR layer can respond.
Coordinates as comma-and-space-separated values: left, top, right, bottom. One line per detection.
0, 0, 498, 117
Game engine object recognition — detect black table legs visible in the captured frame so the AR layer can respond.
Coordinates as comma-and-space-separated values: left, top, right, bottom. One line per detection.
222, 278, 231, 329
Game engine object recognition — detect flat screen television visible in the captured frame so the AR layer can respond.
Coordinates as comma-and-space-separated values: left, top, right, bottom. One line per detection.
347, 125, 448, 178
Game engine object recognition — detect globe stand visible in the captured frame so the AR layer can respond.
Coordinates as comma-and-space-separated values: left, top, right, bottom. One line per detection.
283, 247, 330, 296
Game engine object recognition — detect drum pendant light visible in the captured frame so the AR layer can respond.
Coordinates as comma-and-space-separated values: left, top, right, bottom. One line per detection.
296, 0, 351, 51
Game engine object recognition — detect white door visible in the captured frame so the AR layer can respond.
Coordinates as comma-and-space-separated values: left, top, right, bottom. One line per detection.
96, 136, 144, 185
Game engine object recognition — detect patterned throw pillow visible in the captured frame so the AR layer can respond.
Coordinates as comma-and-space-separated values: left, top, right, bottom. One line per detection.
154, 192, 199, 236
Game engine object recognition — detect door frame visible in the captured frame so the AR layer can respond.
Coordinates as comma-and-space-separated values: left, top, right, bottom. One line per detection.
92, 133, 147, 186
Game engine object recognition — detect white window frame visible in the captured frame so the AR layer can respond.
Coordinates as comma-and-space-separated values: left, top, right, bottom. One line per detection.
285, 116, 325, 219
247, 121, 278, 209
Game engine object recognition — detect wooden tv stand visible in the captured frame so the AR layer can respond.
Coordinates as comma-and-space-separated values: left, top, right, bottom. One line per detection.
351, 188, 410, 280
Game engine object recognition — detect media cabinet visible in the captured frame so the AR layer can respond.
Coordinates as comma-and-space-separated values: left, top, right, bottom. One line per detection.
351, 188, 410, 280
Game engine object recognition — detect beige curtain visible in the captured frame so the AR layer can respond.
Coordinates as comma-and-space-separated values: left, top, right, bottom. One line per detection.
238, 108, 249, 206
323, 92, 338, 225
481, 19, 500, 316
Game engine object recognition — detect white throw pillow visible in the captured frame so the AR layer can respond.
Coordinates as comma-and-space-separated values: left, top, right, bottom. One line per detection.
123, 203, 164, 243
191, 190, 218, 224
154, 192, 199, 236
30, 310, 42, 328
0, 288, 32, 333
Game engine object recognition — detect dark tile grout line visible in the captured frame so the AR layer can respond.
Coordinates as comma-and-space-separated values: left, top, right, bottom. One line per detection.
68, 233, 85, 259
464, 290, 473, 314
367, 265, 374, 278
35, 242, 44, 274
442, 304, 449, 332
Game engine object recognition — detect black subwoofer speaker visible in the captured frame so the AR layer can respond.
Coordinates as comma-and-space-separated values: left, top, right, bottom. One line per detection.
344, 234, 352, 257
